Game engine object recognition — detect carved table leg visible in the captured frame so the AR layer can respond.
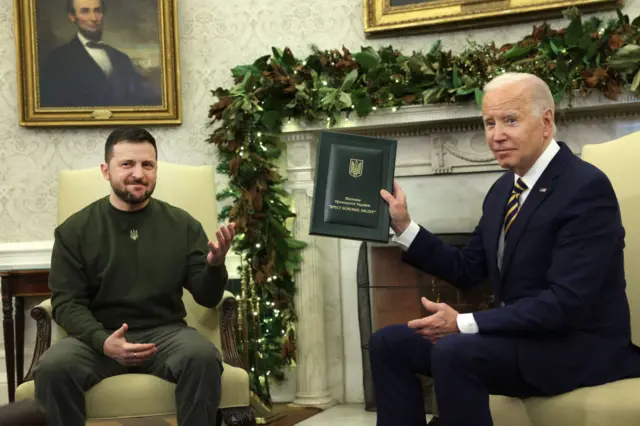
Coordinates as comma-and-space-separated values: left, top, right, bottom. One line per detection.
16, 296, 25, 386
2, 291, 15, 402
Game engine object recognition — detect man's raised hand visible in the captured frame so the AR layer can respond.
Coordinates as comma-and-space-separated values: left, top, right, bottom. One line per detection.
207, 223, 236, 266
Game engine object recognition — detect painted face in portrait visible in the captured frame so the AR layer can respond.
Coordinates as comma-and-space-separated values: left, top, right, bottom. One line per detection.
68, 0, 105, 41
101, 142, 158, 209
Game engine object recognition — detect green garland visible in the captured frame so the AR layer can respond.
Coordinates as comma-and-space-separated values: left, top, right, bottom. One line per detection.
207, 7, 639, 404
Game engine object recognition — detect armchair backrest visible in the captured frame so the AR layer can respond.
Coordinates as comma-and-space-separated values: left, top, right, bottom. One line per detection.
582, 130, 640, 346
55, 162, 223, 350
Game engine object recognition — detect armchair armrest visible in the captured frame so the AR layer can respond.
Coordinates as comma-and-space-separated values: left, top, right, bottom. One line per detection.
24, 299, 53, 382
218, 291, 246, 370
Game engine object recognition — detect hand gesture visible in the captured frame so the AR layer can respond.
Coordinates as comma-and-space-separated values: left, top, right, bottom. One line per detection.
207, 223, 236, 266
408, 297, 460, 343
380, 180, 411, 235
103, 323, 156, 366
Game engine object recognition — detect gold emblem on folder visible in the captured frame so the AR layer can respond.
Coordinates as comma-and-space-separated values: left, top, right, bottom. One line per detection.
130, 229, 139, 241
349, 158, 363, 178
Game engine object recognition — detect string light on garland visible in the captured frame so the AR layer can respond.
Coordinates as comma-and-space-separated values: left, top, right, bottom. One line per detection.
208, 6, 639, 405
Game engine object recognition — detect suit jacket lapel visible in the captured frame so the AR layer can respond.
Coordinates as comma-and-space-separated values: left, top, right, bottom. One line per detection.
500, 142, 572, 276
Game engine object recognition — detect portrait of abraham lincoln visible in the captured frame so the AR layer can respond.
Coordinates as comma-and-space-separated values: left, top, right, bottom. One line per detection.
35, 0, 163, 108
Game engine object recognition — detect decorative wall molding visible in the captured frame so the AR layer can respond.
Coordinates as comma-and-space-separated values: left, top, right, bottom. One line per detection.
0, 241, 53, 271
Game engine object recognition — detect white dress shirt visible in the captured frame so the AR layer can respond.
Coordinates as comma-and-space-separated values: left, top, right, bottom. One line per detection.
392, 139, 561, 334
77, 32, 113, 76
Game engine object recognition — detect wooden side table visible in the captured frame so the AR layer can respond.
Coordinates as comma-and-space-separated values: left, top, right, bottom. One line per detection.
0, 270, 50, 402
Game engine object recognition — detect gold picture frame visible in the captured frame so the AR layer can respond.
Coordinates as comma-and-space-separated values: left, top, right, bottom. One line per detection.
364, 0, 620, 36
14, 0, 181, 127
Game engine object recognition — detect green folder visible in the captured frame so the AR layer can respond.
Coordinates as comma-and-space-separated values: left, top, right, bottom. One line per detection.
309, 130, 397, 243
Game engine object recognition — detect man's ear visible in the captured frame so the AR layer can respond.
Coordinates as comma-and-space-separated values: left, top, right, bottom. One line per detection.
67, 12, 76, 24
543, 108, 555, 137
100, 163, 109, 181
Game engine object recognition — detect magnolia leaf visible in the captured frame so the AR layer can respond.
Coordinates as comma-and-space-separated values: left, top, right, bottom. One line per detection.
353, 93, 373, 116
565, 15, 583, 46
555, 57, 569, 78
354, 46, 381, 69
231, 64, 256, 80
452, 67, 463, 87
260, 111, 281, 132
408, 57, 426, 73
503, 44, 535, 60
338, 91, 353, 108
632, 70, 640, 92
456, 87, 475, 96
550, 40, 560, 55
341, 69, 359, 91
282, 48, 297, 67
428, 40, 442, 56
633, 15, 640, 27
474, 89, 484, 106
423, 87, 442, 104
286, 238, 307, 249
241, 72, 258, 92
252, 55, 271, 71
553, 90, 565, 104
271, 47, 283, 61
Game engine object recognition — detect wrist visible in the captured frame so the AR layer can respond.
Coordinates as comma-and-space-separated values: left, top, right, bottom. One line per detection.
393, 219, 411, 235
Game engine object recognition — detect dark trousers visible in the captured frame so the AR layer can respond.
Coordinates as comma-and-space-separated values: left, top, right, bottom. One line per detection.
33, 324, 222, 426
369, 324, 545, 426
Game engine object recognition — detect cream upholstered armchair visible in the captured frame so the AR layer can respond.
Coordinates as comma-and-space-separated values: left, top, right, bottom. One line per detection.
15, 162, 255, 426
486, 130, 640, 426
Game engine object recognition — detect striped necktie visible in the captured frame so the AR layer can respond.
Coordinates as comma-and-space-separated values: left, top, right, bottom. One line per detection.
504, 177, 528, 239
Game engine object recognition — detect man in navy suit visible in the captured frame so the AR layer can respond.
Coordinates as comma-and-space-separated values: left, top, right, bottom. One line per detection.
39, 0, 161, 108
373, 72, 640, 426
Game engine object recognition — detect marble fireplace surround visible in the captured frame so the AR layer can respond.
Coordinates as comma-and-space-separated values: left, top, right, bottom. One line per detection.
279, 91, 640, 406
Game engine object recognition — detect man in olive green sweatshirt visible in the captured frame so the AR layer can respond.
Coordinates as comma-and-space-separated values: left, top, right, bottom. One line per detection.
33, 127, 236, 426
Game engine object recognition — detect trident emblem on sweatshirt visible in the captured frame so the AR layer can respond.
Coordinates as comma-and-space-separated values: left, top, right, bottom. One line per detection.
130, 229, 139, 241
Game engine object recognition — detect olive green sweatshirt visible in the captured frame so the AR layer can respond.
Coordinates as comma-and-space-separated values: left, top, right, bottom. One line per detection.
49, 196, 228, 354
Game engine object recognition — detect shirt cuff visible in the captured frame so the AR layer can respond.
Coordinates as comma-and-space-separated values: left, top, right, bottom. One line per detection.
456, 313, 479, 334
391, 221, 420, 251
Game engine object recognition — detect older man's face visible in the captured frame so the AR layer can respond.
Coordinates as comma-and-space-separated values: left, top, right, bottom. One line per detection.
482, 82, 554, 176
69, 0, 104, 41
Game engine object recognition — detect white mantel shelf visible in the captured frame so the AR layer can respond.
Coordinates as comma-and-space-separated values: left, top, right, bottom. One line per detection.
281, 90, 640, 134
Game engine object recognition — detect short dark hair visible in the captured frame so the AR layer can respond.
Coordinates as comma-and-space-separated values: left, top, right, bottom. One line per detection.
104, 127, 157, 164
66, 0, 106, 15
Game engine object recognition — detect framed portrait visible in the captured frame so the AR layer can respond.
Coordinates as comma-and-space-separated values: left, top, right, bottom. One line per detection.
364, 0, 619, 36
14, 0, 181, 127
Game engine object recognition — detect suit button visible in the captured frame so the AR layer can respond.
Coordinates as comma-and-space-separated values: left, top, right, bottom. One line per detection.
500, 302, 506, 307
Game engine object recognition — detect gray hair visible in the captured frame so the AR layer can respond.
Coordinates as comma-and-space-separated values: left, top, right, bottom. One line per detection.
483, 73, 556, 136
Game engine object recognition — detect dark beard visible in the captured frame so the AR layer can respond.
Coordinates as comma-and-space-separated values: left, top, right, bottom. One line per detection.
79, 27, 103, 42
111, 181, 154, 206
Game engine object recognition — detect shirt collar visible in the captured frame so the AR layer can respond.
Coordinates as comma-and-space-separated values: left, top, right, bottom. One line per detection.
516, 139, 560, 190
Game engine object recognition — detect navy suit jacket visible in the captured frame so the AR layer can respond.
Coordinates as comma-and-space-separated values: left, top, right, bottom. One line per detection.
39, 36, 161, 108
402, 142, 640, 395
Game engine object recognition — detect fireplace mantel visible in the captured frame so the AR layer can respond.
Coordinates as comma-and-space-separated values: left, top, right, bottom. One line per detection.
281, 90, 640, 134
280, 90, 640, 406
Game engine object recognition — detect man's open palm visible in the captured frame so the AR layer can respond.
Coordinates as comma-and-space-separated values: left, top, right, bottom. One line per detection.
103, 323, 156, 366
207, 223, 236, 266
